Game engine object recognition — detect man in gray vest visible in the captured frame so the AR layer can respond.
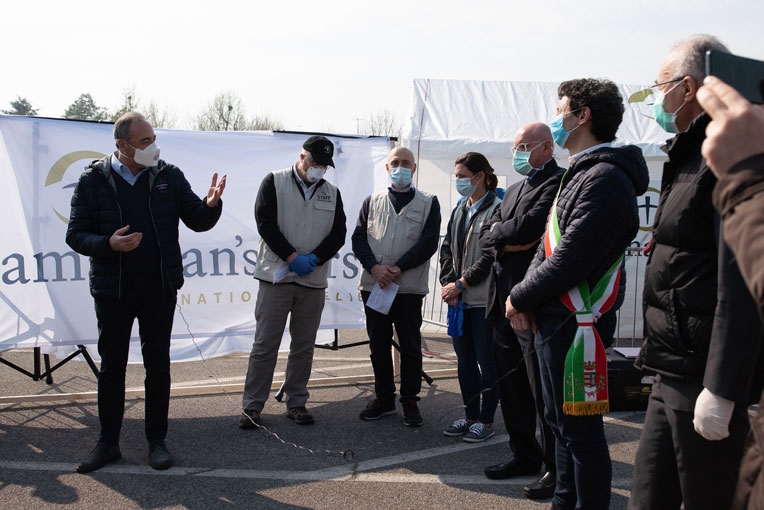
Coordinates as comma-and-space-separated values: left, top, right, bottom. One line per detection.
240, 136, 346, 428
352, 146, 441, 427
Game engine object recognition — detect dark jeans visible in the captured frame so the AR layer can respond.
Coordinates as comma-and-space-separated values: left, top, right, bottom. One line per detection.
628, 376, 749, 510
515, 327, 556, 473
536, 313, 611, 510
94, 288, 176, 446
492, 309, 543, 467
452, 306, 499, 424
361, 292, 423, 402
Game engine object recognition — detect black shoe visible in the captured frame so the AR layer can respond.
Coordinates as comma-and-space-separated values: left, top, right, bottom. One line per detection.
402, 399, 423, 427
524, 471, 556, 499
149, 440, 174, 470
484, 459, 540, 480
359, 399, 396, 421
239, 409, 261, 429
76, 443, 121, 473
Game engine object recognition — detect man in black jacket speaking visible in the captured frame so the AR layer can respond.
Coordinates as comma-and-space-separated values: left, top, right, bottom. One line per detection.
66, 112, 226, 473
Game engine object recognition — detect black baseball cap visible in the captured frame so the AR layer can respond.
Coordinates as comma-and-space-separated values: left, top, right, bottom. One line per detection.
302, 136, 335, 168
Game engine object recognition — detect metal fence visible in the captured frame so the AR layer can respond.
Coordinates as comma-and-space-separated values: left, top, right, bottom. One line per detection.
422, 240, 645, 343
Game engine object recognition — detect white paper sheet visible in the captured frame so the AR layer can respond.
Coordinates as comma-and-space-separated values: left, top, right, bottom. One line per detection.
366, 282, 399, 315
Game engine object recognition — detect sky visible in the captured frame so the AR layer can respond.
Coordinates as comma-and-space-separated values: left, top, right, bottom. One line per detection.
2, 0, 763, 136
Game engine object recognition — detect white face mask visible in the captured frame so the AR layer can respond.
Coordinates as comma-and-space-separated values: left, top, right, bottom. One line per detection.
306, 166, 326, 183
127, 142, 160, 167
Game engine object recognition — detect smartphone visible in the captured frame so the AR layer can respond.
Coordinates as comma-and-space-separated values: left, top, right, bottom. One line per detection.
706, 50, 764, 104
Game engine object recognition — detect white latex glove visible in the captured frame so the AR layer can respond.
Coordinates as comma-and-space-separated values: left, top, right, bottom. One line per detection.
693, 387, 734, 440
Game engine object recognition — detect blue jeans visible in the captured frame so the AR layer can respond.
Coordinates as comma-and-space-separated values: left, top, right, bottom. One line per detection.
452, 307, 499, 424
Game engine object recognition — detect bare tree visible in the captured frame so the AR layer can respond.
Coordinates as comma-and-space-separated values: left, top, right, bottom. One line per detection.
364, 109, 403, 139
109, 87, 177, 128
110, 86, 140, 122
195, 91, 250, 131
145, 100, 178, 129
248, 114, 284, 131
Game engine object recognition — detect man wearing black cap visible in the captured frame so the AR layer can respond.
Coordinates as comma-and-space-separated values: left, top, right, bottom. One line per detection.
240, 135, 346, 427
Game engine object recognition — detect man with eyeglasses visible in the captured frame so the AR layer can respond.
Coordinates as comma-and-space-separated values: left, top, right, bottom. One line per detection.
240, 136, 346, 428
479, 123, 563, 500
506, 79, 649, 509
629, 35, 764, 510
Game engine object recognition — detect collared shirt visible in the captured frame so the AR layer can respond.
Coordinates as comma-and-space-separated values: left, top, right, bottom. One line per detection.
465, 191, 489, 226
292, 166, 319, 201
519, 157, 553, 195
111, 153, 149, 186
569, 142, 612, 164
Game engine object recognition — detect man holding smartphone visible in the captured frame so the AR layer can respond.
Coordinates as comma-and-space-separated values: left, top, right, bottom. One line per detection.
699, 75, 764, 509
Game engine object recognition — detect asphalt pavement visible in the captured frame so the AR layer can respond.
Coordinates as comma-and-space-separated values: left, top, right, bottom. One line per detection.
0, 329, 645, 509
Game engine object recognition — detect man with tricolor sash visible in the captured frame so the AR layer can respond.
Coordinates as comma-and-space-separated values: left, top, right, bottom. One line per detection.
505, 78, 649, 510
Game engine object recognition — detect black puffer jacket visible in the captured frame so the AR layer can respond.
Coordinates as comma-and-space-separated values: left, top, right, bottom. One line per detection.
510, 145, 649, 319
66, 156, 222, 298
637, 114, 763, 399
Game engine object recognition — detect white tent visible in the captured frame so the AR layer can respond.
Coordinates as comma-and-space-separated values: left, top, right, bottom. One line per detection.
404, 79, 671, 340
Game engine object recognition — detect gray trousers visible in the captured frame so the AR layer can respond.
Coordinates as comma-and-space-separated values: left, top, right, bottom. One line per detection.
242, 282, 325, 411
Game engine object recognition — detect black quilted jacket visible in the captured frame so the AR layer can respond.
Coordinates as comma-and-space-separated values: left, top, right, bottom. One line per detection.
510, 145, 649, 319
65, 156, 222, 298
636, 114, 763, 399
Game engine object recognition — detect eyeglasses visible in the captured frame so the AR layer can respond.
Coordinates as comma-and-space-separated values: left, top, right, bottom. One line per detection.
511, 141, 543, 154
628, 77, 685, 107
650, 77, 684, 90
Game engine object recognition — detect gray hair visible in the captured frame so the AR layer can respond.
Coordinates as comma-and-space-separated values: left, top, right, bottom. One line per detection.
113, 111, 146, 143
670, 34, 729, 83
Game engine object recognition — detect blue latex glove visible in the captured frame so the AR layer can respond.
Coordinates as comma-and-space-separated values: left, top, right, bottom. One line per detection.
447, 299, 464, 337
289, 254, 318, 276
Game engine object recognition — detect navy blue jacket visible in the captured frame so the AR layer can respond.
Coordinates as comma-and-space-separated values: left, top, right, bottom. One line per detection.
510, 145, 649, 333
637, 114, 763, 403
66, 156, 222, 298
480, 159, 565, 318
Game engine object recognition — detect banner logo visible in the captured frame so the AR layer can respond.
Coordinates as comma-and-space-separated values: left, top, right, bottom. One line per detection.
45, 150, 105, 224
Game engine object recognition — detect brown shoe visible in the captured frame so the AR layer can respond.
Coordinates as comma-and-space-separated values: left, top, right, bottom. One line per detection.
286, 406, 314, 425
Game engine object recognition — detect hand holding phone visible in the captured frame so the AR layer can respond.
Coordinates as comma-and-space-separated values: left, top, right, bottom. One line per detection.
697, 75, 764, 176
706, 50, 764, 104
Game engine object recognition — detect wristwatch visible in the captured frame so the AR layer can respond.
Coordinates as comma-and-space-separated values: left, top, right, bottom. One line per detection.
455, 280, 466, 291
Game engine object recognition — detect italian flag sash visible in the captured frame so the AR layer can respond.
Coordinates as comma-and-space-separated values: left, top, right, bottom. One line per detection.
544, 183, 622, 416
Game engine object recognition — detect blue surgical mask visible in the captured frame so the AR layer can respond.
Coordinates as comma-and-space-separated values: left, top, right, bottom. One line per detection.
549, 110, 581, 149
653, 82, 686, 133
455, 177, 476, 197
389, 166, 412, 188
512, 143, 542, 176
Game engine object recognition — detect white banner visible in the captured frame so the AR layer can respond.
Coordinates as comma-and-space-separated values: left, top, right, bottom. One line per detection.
0, 115, 392, 361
